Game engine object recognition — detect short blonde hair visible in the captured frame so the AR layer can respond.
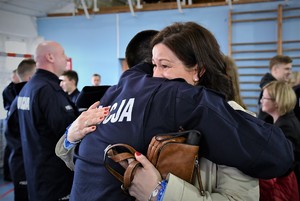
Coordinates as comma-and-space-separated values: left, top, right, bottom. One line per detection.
263, 81, 296, 116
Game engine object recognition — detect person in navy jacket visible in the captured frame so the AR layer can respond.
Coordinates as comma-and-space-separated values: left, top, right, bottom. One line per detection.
17, 41, 78, 201
5, 58, 36, 201
67, 22, 294, 201
2, 69, 20, 182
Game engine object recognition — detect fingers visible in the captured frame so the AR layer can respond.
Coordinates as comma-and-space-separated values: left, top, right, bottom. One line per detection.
68, 126, 96, 142
135, 152, 154, 169
88, 101, 100, 110
66, 103, 110, 142
81, 107, 109, 126
81, 126, 97, 137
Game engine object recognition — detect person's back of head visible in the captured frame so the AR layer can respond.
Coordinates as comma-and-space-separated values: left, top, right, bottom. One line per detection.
17, 59, 36, 82
125, 30, 158, 68
35, 41, 68, 77
269, 55, 292, 82
224, 56, 247, 109
151, 22, 231, 100
263, 80, 296, 116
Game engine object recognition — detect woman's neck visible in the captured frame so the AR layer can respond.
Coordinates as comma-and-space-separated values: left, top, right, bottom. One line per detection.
271, 113, 280, 123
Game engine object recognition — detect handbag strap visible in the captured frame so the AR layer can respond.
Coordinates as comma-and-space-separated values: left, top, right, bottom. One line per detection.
104, 144, 141, 191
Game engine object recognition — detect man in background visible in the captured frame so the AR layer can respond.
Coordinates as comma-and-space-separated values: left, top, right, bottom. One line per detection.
17, 41, 77, 201
5, 58, 36, 201
60, 70, 80, 104
2, 69, 20, 182
91, 73, 101, 86
257, 55, 293, 123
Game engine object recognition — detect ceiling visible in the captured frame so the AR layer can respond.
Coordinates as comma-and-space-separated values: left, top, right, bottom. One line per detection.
0, 0, 131, 17
0, 0, 76, 17
0, 0, 277, 18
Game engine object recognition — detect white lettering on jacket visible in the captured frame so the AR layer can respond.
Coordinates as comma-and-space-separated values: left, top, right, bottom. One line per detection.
17, 96, 30, 110
102, 98, 135, 124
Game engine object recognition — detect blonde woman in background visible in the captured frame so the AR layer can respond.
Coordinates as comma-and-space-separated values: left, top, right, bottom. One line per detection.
260, 80, 300, 200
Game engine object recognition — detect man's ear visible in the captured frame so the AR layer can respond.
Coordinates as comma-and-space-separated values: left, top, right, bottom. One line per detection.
46, 53, 54, 63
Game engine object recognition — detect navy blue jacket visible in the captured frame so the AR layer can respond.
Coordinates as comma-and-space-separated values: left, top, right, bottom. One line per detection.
68, 88, 80, 104
71, 63, 294, 201
5, 82, 27, 186
2, 81, 17, 112
18, 69, 77, 201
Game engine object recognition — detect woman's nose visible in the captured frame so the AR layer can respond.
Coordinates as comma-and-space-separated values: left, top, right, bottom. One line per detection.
153, 66, 163, 78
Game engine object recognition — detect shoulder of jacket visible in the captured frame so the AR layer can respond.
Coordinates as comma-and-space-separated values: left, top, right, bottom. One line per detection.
228, 101, 256, 117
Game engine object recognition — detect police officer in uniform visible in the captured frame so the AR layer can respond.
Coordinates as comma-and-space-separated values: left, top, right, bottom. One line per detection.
5, 59, 36, 201
17, 41, 77, 201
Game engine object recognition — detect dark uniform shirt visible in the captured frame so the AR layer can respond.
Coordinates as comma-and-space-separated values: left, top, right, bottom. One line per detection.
5, 83, 27, 178
2, 81, 17, 112
68, 88, 80, 104
17, 69, 77, 201
71, 63, 294, 201
5, 82, 29, 201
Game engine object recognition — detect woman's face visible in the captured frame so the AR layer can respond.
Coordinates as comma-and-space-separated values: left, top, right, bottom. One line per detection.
152, 43, 198, 85
260, 89, 277, 114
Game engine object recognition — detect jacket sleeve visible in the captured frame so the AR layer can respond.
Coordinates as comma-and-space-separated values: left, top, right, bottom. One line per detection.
175, 87, 294, 179
55, 134, 75, 171
164, 164, 259, 201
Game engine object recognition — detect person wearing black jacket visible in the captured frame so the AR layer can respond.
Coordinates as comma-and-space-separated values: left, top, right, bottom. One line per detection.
5, 59, 36, 201
17, 41, 78, 201
2, 69, 20, 181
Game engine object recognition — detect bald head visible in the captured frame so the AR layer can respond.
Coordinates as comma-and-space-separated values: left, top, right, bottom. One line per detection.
35, 41, 69, 77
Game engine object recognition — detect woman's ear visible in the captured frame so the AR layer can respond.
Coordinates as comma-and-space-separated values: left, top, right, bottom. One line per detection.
193, 65, 206, 81
199, 66, 206, 77
192, 65, 199, 83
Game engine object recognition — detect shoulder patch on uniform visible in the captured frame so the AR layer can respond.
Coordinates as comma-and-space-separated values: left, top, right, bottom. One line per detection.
65, 105, 73, 111
17, 96, 30, 110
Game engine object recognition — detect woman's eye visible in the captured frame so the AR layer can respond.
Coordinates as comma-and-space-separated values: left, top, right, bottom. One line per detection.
162, 65, 169, 69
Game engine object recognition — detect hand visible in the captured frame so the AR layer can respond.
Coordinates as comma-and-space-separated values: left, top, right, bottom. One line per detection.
67, 101, 109, 142
129, 152, 162, 201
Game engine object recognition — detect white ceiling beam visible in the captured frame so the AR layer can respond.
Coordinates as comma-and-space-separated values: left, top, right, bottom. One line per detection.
128, 0, 135, 16
80, 0, 90, 19
177, 0, 183, 13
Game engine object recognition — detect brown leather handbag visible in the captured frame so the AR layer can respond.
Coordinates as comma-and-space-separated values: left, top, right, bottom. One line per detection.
104, 130, 204, 195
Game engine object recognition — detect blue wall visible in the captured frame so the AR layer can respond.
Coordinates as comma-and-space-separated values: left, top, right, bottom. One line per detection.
37, 0, 300, 112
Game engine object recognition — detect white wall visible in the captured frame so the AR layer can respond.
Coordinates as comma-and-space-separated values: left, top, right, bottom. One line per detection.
0, 11, 43, 119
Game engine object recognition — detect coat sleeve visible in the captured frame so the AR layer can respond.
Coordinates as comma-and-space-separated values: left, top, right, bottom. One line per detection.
55, 134, 75, 171
175, 87, 294, 179
164, 163, 259, 201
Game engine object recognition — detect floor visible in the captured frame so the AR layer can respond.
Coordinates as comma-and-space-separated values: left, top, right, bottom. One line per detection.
0, 168, 14, 201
